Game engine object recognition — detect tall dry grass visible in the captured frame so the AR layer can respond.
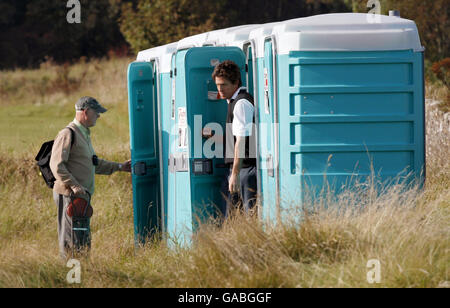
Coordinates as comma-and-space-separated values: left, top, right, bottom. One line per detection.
0, 56, 132, 108
0, 59, 448, 288
0, 150, 447, 287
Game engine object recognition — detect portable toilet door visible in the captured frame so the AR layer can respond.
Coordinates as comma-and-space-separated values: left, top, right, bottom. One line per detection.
155, 45, 178, 242
258, 37, 280, 224
166, 46, 247, 245
244, 43, 255, 109
127, 60, 162, 245
271, 13, 425, 219
165, 50, 188, 244
245, 22, 281, 224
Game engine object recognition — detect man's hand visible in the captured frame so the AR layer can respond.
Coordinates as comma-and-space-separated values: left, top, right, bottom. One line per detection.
229, 172, 240, 193
119, 160, 132, 172
229, 136, 244, 193
72, 185, 86, 197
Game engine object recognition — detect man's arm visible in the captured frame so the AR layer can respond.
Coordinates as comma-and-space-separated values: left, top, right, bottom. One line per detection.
95, 159, 131, 175
228, 99, 254, 193
229, 136, 245, 193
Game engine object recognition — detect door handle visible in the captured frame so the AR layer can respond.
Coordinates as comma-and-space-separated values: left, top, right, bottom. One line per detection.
133, 161, 157, 176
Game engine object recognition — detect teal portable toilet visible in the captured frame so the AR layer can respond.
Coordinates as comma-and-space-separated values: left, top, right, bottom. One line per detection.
166, 44, 247, 244
130, 31, 252, 245
128, 42, 177, 245
253, 13, 425, 223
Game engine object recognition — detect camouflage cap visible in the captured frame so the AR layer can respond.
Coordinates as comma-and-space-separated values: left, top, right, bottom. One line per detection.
75, 96, 107, 113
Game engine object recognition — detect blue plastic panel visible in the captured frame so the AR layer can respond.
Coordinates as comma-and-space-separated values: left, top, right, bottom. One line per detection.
274, 50, 425, 217
159, 72, 172, 238
127, 61, 161, 245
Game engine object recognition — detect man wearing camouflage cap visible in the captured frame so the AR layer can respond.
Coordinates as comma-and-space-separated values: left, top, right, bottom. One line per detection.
50, 96, 131, 259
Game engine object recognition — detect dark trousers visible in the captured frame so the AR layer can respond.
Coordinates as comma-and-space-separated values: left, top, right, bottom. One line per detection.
53, 192, 91, 259
220, 165, 257, 219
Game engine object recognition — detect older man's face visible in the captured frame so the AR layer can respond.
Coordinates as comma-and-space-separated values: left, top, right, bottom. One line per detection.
84, 108, 100, 127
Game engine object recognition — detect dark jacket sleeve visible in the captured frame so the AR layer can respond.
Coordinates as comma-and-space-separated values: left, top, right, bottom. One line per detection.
95, 159, 121, 175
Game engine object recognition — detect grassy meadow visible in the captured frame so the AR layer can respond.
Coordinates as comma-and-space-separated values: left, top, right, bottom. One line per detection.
0, 56, 448, 288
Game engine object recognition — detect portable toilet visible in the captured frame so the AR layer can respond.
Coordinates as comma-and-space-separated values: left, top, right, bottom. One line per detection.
165, 42, 248, 244
254, 13, 425, 223
128, 42, 177, 245
128, 28, 257, 245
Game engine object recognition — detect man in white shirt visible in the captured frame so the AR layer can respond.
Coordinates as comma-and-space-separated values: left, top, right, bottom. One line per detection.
212, 60, 257, 218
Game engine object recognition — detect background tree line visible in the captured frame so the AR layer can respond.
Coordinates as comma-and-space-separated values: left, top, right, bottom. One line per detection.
0, 0, 448, 71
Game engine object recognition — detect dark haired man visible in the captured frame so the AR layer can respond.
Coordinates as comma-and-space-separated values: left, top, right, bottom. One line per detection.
212, 60, 257, 218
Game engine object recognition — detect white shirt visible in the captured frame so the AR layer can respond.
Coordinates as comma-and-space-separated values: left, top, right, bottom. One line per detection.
228, 87, 254, 137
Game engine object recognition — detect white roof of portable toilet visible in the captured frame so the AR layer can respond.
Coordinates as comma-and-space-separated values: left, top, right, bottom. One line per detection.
177, 32, 210, 50
202, 28, 232, 46
248, 22, 281, 58
218, 24, 261, 49
203, 25, 251, 46
136, 42, 177, 73
268, 13, 423, 57
177, 25, 261, 50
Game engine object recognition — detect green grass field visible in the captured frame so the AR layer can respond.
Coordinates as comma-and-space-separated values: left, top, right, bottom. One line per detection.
0, 57, 448, 288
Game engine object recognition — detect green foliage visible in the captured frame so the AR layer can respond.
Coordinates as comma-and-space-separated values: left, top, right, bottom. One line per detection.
0, 0, 129, 70
221, 0, 351, 25
119, 0, 228, 53
119, 0, 352, 53
1, 0, 447, 70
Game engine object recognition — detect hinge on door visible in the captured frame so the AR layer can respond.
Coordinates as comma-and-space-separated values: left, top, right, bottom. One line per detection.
137, 90, 144, 111
168, 154, 175, 173
172, 152, 188, 172
267, 154, 274, 177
